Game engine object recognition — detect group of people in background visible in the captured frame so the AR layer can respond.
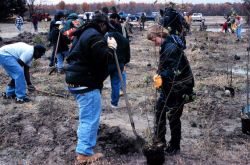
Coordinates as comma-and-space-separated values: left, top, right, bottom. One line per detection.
15, 14, 39, 33
222, 11, 243, 41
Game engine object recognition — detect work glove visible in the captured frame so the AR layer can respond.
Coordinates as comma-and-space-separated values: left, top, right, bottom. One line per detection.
27, 84, 36, 92
153, 74, 162, 89
59, 24, 64, 30
107, 37, 117, 50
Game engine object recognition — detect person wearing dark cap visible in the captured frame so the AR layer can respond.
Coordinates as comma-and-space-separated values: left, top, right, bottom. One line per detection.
63, 13, 78, 32
109, 13, 122, 33
106, 15, 130, 108
48, 10, 65, 67
162, 2, 187, 45
50, 21, 70, 74
65, 13, 117, 164
0, 42, 46, 103
101, 6, 109, 16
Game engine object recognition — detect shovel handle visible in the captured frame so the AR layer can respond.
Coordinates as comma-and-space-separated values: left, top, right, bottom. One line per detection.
112, 49, 139, 137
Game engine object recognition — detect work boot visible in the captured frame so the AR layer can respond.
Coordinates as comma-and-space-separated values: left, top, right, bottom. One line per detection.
49, 62, 54, 67
75, 153, 103, 165
15, 97, 31, 104
57, 69, 64, 74
165, 143, 180, 155
2, 92, 16, 99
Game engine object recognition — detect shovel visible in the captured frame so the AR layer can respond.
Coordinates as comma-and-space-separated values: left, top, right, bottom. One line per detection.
34, 88, 68, 98
224, 52, 235, 97
224, 66, 235, 97
112, 49, 145, 148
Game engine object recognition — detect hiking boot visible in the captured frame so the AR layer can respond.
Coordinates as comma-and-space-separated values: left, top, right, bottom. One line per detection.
2, 92, 15, 99
15, 97, 31, 104
75, 153, 103, 165
165, 143, 180, 155
49, 62, 54, 67
57, 69, 64, 74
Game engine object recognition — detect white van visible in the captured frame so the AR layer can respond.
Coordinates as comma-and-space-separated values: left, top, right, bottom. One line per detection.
78, 12, 94, 20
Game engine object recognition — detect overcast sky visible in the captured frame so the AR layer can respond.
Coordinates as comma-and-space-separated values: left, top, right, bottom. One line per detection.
42, 0, 242, 5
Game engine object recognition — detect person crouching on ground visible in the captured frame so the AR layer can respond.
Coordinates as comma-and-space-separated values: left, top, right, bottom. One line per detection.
0, 42, 46, 103
65, 13, 117, 164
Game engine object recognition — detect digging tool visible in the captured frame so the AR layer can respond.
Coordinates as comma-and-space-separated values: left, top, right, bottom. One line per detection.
49, 31, 61, 75
34, 88, 68, 98
241, 47, 250, 135
224, 39, 235, 97
112, 49, 145, 146
224, 64, 235, 97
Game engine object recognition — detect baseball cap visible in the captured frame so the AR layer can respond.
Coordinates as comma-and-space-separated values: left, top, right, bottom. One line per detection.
55, 21, 62, 25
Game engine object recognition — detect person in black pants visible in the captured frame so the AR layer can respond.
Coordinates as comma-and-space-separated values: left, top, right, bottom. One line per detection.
148, 2, 194, 155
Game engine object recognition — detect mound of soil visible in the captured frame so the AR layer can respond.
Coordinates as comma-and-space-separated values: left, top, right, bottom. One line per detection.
0, 98, 140, 165
1, 32, 48, 45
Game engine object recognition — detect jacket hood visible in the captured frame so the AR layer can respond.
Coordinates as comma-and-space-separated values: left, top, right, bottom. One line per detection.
67, 13, 78, 20
165, 35, 186, 49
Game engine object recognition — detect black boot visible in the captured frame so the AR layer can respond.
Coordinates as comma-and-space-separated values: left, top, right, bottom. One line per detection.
165, 143, 180, 155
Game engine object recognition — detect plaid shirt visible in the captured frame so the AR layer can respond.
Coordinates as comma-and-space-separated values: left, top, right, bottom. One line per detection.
15, 16, 24, 26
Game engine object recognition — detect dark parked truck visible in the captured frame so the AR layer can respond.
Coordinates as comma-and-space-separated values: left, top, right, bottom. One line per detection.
118, 11, 136, 21
135, 12, 156, 21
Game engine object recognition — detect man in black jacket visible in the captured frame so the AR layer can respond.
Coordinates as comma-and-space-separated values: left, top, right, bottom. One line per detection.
48, 11, 64, 67
65, 13, 117, 164
50, 21, 70, 73
105, 30, 130, 108
148, 3, 194, 155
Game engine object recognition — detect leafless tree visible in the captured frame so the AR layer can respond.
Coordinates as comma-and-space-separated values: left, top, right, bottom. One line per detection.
26, 0, 36, 18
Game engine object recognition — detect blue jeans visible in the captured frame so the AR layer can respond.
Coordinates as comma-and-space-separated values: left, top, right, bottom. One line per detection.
236, 25, 242, 39
73, 89, 101, 156
56, 51, 68, 71
121, 70, 126, 91
0, 55, 26, 99
108, 63, 124, 106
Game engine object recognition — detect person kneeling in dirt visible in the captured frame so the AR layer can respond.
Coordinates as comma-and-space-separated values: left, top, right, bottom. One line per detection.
0, 42, 46, 103
148, 6, 195, 155
65, 13, 117, 164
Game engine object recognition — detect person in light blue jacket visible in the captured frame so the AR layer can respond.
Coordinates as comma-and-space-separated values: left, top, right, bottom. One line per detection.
0, 42, 46, 103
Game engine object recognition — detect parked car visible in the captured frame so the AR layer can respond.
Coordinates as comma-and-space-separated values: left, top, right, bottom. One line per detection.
191, 13, 204, 22
135, 12, 156, 21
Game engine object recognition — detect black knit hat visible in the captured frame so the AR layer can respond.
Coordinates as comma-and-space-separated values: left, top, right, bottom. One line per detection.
92, 13, 115, 30
109, 13, 121, 20
34, 44, 46, 55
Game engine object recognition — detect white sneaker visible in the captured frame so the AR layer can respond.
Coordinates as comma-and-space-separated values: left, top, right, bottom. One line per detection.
110, 103, 119, 109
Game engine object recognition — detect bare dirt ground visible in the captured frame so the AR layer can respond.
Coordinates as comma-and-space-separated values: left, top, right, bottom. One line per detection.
0, 19, 250, 165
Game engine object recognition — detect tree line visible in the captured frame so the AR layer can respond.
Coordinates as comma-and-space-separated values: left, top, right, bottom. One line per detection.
0, 0, 249, 21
